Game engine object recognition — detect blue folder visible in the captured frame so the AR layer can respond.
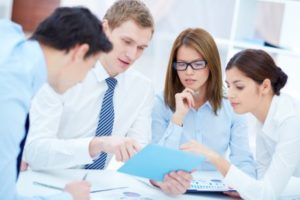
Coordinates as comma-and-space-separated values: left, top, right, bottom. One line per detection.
118, 144, 205, 181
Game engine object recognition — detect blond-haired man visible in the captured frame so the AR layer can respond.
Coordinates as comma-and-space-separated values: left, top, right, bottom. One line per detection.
24, 0, 192, 195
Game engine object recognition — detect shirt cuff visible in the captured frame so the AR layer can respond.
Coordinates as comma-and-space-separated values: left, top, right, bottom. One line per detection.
159, 122, 183, 148
224, 164, 248, 194
224, 165, 236, 183
170, 121, 183, 136
67, 137, 94, 165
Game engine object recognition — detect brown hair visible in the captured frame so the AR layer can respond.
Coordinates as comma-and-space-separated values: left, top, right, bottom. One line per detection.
164, 28, 223, 114
226, 49, 288, 95
104, 0, 154, 33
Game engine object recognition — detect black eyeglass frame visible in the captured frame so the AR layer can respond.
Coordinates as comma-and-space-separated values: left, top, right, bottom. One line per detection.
173, 59, 208, 71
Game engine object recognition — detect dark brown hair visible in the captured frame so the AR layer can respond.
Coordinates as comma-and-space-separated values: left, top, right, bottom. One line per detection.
226, 49, 288, 95
164, 28, 223, 114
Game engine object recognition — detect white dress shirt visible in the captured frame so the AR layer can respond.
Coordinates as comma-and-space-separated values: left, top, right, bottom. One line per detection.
224, 93, 300, 200
24, 62, 154, 170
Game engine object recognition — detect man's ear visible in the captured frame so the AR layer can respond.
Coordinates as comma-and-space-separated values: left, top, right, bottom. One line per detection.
102, 19, 110, 36
73, 44, 90, 61
261, 78, 272, 95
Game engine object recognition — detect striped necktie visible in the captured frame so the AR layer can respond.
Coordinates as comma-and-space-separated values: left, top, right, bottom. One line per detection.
85, 77, 117, 169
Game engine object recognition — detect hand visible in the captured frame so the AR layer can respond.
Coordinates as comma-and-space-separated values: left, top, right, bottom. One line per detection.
150, 171, 192, 196
180, 140, 215, 159
90, 136, 141, 162
172, 88, 195, 126
223, 191, 241, 199
64, 181, 91, 200
175, 88, 195, 115
20, 160, 28, 171
181, 140, 230, 177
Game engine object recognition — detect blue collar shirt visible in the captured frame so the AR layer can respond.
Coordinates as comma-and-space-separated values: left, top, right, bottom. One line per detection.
0, 20, 71, 200
152, 92, 256, 177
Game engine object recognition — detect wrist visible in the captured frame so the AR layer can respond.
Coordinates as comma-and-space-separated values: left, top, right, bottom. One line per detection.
89, 137, 104, 157
207, 151, 230, 176
206, 150, 221, 164
172, 113, 184, 126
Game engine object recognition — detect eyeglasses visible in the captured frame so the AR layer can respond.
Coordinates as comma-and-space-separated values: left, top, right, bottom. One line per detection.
173, 60, 207, 71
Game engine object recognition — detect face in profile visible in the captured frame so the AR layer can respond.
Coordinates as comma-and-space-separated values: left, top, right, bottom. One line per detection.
176, 45, 209, 92
54, 48, 101, 93
225, 67, 264, 114
101, 19, 153, 76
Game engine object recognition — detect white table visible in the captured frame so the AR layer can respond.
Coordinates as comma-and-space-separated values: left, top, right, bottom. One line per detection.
17, 169, 300, 200
17, 170, 232, 200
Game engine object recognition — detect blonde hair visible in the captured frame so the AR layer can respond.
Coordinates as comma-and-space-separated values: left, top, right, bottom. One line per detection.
164, 28, 223, 114
104, 0, 154, 33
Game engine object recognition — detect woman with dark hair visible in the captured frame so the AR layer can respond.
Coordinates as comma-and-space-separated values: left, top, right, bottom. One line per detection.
151, 28, 256, 195
182, 49, 300, 199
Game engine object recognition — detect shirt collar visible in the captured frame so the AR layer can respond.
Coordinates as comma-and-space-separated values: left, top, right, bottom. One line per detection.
93, 61, 110, 82
205, 101, 213, 109
92, 61, 124, 84
191, 100, 213, 112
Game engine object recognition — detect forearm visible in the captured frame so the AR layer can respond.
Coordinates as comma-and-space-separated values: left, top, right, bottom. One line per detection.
24, 137, 93, 169
206, 150, 230, 177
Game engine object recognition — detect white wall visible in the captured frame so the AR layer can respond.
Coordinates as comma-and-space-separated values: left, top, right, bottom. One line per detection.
0, 0, 13, 19
278, 2, 300, 99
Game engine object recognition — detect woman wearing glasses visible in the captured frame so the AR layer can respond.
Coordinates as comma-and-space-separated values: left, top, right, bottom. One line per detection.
181, 49, 300, 199
151, 28, 255, 195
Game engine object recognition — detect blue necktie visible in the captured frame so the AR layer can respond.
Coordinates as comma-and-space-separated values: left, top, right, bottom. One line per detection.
85, 77, 117, 169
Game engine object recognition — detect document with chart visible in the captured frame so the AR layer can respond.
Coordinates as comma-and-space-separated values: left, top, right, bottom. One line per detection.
187, 178, 235, 193
186, 171, 236, 193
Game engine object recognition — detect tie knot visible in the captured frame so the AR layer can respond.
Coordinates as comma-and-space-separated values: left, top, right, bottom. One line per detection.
105, 77, 117, 90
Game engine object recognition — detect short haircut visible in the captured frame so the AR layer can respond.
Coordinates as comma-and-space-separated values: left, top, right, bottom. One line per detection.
104, 0, 154, 33
31, 7, 112, 58
164, 28, 223, 114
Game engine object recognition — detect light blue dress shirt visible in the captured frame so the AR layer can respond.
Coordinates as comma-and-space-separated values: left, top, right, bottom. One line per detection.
0, 20, 72, 200
152, 92, 256, 177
